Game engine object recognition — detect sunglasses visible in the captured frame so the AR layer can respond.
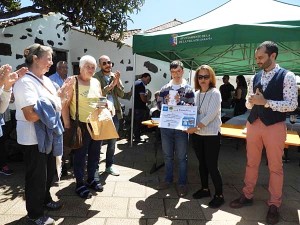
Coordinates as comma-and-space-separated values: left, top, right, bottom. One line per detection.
197, 75, 210, 80
102, 61, 114, 67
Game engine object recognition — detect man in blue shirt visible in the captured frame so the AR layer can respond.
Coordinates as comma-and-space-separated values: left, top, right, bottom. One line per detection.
49, 61, 68, 88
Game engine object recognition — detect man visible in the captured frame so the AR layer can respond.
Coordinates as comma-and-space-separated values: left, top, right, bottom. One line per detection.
49, 61, 70, 176
229, 41, 298, 225
133, 73, 151, 142
219, 75, 234, 108
94, 55, 124, 176
156, 60, 194, 197
49, 61, 68, 88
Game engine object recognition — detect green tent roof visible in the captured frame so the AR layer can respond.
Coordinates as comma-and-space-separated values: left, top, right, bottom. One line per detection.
133, 0, 300, 75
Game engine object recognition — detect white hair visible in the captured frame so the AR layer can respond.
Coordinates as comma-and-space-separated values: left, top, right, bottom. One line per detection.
79, 55, 97, 68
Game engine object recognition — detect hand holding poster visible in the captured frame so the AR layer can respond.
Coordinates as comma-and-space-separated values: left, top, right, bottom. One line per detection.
158, 104, 197, 130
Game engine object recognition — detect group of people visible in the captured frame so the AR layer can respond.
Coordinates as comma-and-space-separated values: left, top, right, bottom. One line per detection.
220, 74, 248, 116
155, 41, 297, 225
0, 43, 127, 225
0, 40, 297, 225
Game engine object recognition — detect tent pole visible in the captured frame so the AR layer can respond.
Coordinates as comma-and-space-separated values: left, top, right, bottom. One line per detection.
130, 54, 137, 147
188, 62, 193, 86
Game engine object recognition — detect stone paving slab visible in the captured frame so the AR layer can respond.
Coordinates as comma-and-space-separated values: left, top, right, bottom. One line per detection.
0, 133, 300, 225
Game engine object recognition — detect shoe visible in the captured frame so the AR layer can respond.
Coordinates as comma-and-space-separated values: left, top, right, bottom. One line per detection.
208, 194, 225, 208
86, 179, 103, 192
229, 194, 253, 208
27, 216, 55, 225
156, 182, 171, 190
177, 185, 188, 197
266, 205, 280, 225
0, 165, 13, 176
192, 188, 211, 199
105, 166, 120, 176
44, 200, 63, 210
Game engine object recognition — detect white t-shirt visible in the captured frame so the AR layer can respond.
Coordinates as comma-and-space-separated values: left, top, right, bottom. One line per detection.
13, 73, 61, 145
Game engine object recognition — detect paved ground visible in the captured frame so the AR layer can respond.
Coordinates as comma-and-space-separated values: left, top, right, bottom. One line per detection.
1, 132, 300, 225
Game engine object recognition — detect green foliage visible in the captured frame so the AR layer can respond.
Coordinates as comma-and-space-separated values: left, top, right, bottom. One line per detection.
0, 0, 144, 47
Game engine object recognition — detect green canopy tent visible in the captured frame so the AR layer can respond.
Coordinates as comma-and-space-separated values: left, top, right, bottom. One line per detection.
132, 0, 300, 76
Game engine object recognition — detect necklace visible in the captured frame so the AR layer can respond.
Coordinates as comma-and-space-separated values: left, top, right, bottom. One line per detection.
197, 90, 208, 114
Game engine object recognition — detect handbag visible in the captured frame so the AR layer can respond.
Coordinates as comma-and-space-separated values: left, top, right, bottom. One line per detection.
63, 76, 83, 149
86, 107, 119, 140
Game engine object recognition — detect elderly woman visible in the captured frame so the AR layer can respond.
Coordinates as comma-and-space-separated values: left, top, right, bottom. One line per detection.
62, 55, 103, 199
185, 65, 224, 208
13, 44, 70, 225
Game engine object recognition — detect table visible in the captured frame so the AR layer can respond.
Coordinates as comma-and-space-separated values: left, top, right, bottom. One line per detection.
225, 112, 300, 133
221, 123, 300, 165
141, 120, 164, 173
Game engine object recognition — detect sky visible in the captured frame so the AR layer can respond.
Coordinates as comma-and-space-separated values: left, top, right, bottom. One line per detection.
20, 0, 300, 30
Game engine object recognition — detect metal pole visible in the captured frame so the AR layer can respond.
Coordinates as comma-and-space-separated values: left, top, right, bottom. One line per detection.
130, 54, 137, 147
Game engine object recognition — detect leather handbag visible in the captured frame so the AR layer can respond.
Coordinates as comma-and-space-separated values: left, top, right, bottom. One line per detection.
63, 76, 83, 149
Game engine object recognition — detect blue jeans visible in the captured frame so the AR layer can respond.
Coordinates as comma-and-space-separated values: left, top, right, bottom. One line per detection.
160, 128, 188, 185
73, 124, 102, 184
105, 115, 119, 168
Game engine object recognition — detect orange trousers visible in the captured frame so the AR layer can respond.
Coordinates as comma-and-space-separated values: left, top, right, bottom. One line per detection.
243, 119, 286, 207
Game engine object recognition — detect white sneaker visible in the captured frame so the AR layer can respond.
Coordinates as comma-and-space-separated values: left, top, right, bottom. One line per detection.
105, 166, 120, 176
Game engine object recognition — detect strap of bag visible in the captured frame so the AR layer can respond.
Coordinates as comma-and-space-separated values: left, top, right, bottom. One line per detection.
26, 73, 54, 95
75, 76, 79, 122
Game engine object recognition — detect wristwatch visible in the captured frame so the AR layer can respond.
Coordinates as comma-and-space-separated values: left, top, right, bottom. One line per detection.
264, 100, 270, 108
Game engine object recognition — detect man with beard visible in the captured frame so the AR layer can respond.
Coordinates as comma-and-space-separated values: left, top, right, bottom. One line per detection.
94, 55, 124, 176
229, 41, 298, 225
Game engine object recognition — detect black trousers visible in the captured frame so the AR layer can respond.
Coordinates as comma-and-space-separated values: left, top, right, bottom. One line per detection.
23, 145, 56, 219
191, 133, 223, 195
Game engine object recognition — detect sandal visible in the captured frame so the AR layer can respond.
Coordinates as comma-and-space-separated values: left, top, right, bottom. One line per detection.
86, 180, 104, 192
44, 200, 63, 210
75, 185, 92, 199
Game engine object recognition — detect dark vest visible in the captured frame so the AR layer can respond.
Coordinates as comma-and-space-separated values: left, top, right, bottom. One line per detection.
247, 68, 287, 126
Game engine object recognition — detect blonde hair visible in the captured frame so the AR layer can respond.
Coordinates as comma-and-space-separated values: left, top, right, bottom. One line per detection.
24, 44, 53, 66
194, 65, 217, 91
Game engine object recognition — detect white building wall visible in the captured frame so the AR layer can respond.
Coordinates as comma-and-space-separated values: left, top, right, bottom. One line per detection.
0, 13, 192, 114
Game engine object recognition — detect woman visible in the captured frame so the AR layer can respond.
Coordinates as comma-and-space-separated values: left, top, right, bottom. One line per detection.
185, 65, 224, 208
14, 44, 69, 225
233, 75, 248, 116
62, 55, 103, 199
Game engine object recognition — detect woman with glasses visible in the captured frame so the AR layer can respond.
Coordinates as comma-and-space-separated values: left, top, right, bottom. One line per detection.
185, 65, 224, 208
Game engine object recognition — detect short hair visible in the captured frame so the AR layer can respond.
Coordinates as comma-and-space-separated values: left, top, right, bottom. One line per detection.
170, 60, 184, 70
56, 61, 67, 68
222, 75, 229, 80
194, 65, 217, 90
23, 44, 53, 66
79, 55, 97, 68
256, 41, 278, 59
141, 72, 151, 79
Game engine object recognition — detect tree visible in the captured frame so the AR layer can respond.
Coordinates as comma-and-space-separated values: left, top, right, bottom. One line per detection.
0, 0, 145, 46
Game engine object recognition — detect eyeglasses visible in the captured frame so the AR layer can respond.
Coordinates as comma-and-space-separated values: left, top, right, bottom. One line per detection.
197, 75, 210, 80
102, 61, 114, 67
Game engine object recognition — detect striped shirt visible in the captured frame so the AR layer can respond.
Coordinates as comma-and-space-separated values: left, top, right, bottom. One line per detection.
157, 79, 194, 109
195, 88, 222, 136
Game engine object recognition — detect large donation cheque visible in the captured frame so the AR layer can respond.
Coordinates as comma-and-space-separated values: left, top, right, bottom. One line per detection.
159, 104, 197, 130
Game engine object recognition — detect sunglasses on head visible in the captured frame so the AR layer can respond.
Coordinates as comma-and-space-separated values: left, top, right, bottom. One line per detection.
102, 61, 114, 66
197, 75, 210, 80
